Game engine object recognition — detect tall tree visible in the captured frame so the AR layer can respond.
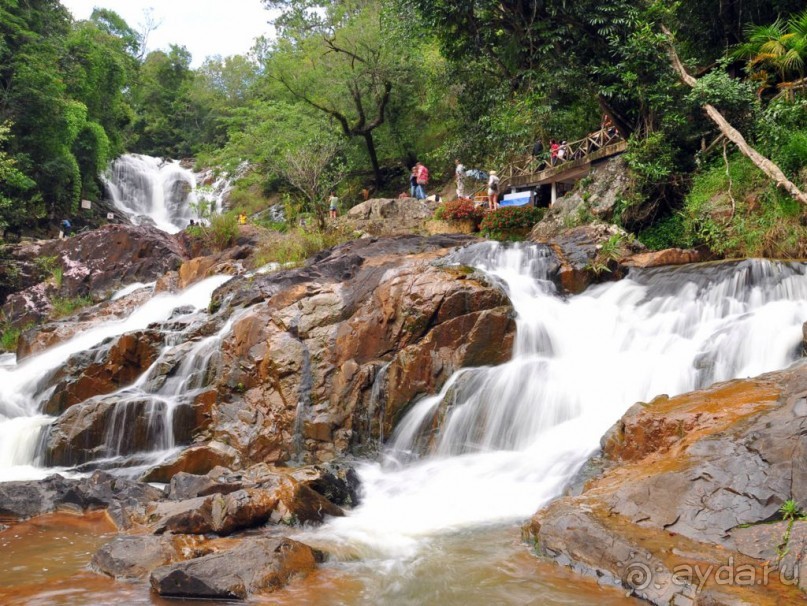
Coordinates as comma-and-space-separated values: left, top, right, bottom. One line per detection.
265, 0, 411, 186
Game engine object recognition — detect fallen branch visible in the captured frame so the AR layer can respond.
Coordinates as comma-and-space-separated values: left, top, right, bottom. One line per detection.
662, 26, 807, 206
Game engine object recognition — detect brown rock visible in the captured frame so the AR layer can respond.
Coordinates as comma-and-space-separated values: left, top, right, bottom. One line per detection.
527, 365, 807, 605
43, 330, 163, 415
141, 442, 240, 483
149, 537, 318, 600
622, 248, 706, 268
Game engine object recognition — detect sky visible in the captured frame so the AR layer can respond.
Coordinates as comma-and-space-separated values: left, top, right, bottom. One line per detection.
61, 0, 276, 66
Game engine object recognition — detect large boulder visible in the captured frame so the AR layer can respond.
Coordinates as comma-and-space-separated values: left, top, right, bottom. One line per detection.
45, 395, 192, 467
42, 330, 164, 415
149, 536, 319, 600
527, 364, 807, 604
150, 473, 343, 535
531, 223, 644, 293
343, 197, 441, 236
0, 471, 163, 528
91, 534, 211, 580
1, 224, 187, 328
204, 235, 515, 465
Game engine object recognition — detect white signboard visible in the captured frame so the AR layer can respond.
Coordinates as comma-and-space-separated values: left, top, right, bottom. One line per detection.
81, 199, 92, 210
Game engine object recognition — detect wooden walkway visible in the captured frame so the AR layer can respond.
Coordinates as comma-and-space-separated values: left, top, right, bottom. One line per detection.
499, 129, 627, 204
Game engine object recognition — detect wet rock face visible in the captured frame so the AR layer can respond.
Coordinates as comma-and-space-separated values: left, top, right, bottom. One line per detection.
530, 223, 644, 294
527, 365, 807, 605
1, 224, 187, 328
0, 472, 163, 528
42, 330, 164, 416
207, 235, 515, 465
45, 395, 188, 467
149, 537, 319, 600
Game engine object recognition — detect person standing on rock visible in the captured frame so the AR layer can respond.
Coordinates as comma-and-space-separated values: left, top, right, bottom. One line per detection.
415, 162, 429, 200
455, 159, 467, 199
487, 171, 500, 210
409, 166, 418, 198
328, 191, 339, 219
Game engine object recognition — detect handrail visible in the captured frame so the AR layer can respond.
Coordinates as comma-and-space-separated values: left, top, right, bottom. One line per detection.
465, 127, 624, 203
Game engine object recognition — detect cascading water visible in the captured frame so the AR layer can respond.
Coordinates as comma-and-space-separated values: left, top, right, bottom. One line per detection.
103, 154, 233, 233
303, 242, 807, 571
0, 275, 231, 482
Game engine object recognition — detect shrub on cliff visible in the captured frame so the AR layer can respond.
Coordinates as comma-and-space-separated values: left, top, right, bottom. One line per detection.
480, 206, 545, 240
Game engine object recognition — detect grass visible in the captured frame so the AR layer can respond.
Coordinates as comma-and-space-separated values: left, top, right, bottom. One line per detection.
655, 152, 807, 258
50, 295, 94, 318
254, 226, 356, 269
0, 325, 21, 352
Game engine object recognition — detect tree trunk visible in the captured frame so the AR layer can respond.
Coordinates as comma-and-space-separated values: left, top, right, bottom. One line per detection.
363, 131, 383, 187
661, 25, 807, 206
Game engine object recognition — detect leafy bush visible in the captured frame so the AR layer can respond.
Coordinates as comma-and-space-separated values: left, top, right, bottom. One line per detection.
480, 206, 545, 240
435, 198, 485, 224
208, 213, 239, 250
254, 226, 355, 268
638, 214, 690, 250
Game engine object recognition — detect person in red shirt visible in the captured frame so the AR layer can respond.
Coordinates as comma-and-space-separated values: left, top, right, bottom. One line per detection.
415, 162, 429, 199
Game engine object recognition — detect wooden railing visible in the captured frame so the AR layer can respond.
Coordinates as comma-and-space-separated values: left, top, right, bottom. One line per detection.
500, 128, 624, 184
469, 128, 625, 204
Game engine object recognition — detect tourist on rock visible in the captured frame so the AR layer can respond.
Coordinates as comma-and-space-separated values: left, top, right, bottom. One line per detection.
60, 218, 72, 238
409, 166, 418, 198
329, 191, 339, 219
238, 212, 247, 225
415, 162, 429, 200
455, 159, 466, 198
487, 171, 500, 210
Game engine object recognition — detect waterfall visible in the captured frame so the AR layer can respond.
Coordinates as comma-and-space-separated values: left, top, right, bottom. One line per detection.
305, 242, 807, 559
0, 275, 231, 481
103, 154, 233, 234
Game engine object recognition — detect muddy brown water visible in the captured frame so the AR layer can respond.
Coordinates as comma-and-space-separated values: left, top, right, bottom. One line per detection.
0, 516, 636, 605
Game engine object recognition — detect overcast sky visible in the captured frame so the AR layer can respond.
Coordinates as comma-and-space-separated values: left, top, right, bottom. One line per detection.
61, 0, 276, 66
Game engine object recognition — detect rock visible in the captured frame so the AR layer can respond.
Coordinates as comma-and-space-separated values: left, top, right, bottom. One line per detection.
45, 395, 191, 467
149, 537, 318, 600
289, 462, 361, 507
151, 474, 343, 535
91, 534, 210, 580
343, 197, 441, 236
1, 224, 187, 328
16, 288, 154, 359
0, 471, 163, 528
622, 247, 707, 268
527, 365, 807, 604
530, 223, 644, 294
530, 157, 629, 238
42, 330, 164, 415
141, 442, 241, 483
202, 235, 515, 465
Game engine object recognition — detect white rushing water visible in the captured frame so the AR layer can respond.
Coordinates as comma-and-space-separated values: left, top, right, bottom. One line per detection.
103, 154, 232, 233
0, 275, 231, 481
306, 243, 807, 561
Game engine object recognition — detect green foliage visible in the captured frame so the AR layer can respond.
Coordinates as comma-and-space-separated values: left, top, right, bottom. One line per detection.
50, 295, 94, 318
0, 324, 21, 352
638, 214, 690, 250
480, 206, 545, 240
208, 213, 240, 250
254, 227, 355, 267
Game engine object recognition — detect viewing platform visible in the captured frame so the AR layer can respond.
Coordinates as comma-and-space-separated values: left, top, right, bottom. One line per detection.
499, 129, 627, 205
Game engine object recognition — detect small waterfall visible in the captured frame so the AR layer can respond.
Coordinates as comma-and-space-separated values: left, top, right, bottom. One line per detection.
0, 275, 232, 481
305, 243, 807, 560
103, 154, 196, 233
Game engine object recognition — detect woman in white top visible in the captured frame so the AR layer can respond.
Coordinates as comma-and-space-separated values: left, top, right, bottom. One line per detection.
487, 171, 500, 210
